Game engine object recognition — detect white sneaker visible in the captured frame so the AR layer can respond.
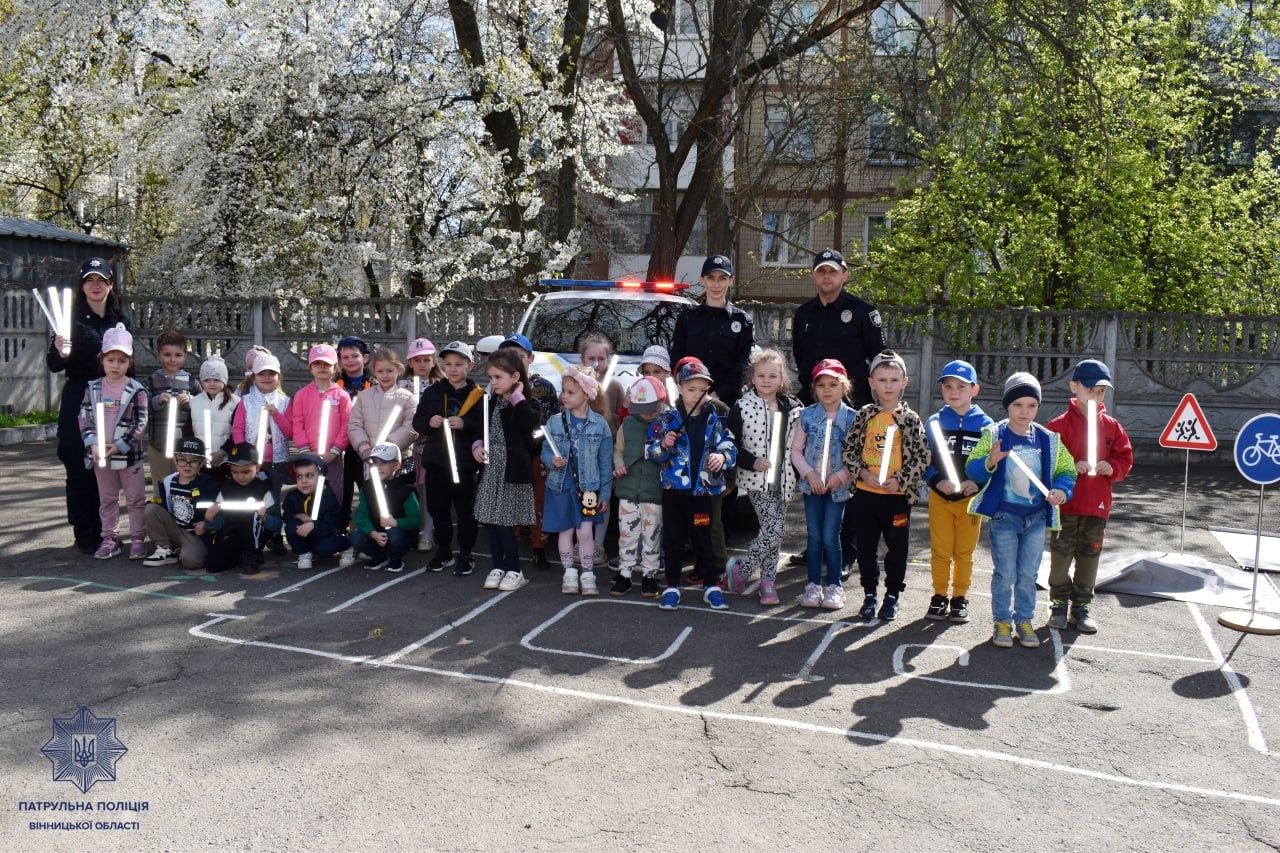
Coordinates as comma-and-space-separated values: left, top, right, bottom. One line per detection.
561, 568, 580, 594
498, 570, 528, 591
338, 548, 356, 568
484, 568, 505, 589
417, 536, 435, 552
579, 571, 599, 596
296, 552, 313, 570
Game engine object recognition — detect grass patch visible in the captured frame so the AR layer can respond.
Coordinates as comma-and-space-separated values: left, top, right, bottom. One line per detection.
0, 411, 58, 428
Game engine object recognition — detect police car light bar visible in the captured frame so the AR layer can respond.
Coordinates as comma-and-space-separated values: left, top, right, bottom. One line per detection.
539, 279, 689, 292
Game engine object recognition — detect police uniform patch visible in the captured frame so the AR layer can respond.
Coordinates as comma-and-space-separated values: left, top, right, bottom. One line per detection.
731, 321, 742, 333
841, 310, 853, 324
869, 310, 882, 327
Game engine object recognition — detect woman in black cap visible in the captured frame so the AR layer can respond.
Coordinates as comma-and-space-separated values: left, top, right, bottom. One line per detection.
46, 257, 132, 552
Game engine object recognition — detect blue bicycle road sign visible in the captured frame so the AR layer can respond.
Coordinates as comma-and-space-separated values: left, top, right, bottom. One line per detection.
1234, 413, 1280, 485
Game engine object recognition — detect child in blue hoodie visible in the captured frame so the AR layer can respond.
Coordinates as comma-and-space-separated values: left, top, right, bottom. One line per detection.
966, 373, 1076, 650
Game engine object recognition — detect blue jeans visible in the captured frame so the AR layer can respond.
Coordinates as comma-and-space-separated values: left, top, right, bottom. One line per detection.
987, 510, 1047, 623
349, 528, 416, 564
803, 493, 845, 586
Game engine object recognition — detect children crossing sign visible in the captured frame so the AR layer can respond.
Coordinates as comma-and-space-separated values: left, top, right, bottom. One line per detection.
1159, 393, 1218, 451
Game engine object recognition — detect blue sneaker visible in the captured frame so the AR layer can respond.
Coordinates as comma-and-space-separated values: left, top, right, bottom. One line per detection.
704, 586, 730, 610
658, 587, 680, 610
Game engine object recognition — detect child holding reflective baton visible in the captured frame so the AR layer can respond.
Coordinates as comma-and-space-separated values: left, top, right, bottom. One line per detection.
966, 372, 1077, 649
922, 360, 993, 623
202, 442, 281, 578
282, 453, 352, 570
348, 444, 421, 573
1045, 359, 1133, 634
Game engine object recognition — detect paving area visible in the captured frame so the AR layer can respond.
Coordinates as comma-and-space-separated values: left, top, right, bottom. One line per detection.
1, 440, 1278, 850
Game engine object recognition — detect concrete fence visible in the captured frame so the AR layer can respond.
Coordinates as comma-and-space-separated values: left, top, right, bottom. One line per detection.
5, 292, 1277, 461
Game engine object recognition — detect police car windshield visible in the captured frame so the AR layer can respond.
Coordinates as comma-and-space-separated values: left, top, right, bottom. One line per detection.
526, 297, 685, 356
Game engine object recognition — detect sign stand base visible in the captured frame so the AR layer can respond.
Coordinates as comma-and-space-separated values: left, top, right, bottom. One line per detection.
1217, 611, 1280, 635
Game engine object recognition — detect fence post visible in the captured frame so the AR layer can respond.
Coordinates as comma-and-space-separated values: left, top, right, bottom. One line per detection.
1102, 313, 1119, 415
252, 299, 264, 347
406, 302, 417, 342
918, 313, 935, 416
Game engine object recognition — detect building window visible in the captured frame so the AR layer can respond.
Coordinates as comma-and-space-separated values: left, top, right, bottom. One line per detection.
872, 0, 922, 54
761, 212, 810, 266
867, 108, 913, 165
863, 215, 891, 259
646, 90, 696, 150
765, 105, 816, 161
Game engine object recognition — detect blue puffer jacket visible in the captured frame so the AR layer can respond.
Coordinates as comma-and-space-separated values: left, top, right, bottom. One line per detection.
542, 409, 614, 503
965, 421, 1077, 530
645, 404, 738, 496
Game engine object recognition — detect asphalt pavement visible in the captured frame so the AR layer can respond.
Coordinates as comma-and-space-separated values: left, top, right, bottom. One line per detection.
1, 439, 1278, 851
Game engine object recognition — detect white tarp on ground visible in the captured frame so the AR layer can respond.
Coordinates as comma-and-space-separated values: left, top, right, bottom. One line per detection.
1036, 551, 1280, 614
1209, 527, 1280, 573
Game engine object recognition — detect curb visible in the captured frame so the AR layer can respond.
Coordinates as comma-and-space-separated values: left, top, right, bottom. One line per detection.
0, 424, 57, 446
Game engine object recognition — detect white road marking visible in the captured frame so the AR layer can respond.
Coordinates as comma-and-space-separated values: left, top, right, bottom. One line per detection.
1068, 643, 1213, 664
325, 568, 426, 614
264, 565, 346, 599
377, 592, 513, 664
186, 613, 1280, 809
520, 599, 693, 664
892, 638, 1071, 694
1188, 601, 1269, 754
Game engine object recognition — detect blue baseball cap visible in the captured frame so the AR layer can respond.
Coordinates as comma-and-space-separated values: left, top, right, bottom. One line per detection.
498, 333, 534, 355
701, 254, 734, 277
1072, 359, 1113, 389
812, 249, 845, 271
938, 359, 978, 385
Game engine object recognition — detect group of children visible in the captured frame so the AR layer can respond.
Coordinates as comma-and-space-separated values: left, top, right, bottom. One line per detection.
78, 321, 1133, 645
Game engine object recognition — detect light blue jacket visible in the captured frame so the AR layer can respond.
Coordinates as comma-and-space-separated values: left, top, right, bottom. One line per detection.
794, 402, 856, 503
542, 409, 614, 503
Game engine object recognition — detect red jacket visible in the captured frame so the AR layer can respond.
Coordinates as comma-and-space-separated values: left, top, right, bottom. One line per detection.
1046, 399, 1134, 518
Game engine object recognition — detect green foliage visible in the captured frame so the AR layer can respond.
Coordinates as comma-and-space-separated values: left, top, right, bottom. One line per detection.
0, 410, 58, 428
863, 0, 1280, 314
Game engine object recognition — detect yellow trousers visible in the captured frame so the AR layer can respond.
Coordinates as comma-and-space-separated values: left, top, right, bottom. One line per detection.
928, 492, 982, 597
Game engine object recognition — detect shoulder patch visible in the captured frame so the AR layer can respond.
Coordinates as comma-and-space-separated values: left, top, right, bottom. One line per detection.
869, 310, 882, 327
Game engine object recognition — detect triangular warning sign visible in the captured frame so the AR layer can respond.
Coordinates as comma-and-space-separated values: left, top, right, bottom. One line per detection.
1159, 393, 1218, 450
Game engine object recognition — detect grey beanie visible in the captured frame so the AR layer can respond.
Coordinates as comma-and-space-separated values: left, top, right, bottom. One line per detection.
1002, 372, 1042, 409
200, 355, 229, 385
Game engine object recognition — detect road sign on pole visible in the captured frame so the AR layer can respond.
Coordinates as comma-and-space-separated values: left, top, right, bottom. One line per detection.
1220, 412, 1280, 635
1159, 394, 1218, 451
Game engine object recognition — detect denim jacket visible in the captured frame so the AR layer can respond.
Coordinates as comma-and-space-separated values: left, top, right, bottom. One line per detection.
793, 402, 856, 503
542, 409, 614, 503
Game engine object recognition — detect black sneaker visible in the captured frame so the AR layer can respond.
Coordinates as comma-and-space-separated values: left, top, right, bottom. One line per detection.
267, 533, 287, 555
640, 576, 661, 598
858, 594, 878, 620
610, 574, 632, 596
786, 552, 807, 568
949, 596, 970, 623
925, 594, 949, 620
427, 552, 455, 573
454, 554, 475, 576
364, 557, 389, 571
384, 560, 404, 574
878, 594, 901, 621
532, 549, 552, 571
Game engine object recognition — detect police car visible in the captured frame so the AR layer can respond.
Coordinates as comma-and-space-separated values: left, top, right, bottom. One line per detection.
475, 280, 695, 391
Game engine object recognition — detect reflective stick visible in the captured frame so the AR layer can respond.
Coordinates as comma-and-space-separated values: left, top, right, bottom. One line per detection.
766, 411, 783, 485
255, 408, 270, 464
60, 288, 73, 341
164, 396, 177, 458
317, 397, 331, 457
1087, 399, 1098, 476
310, 476, 326, 520
196, 498, 259, 512
413, 377, 421, 398
442, 420, 460, 484
600, 355, 619, 390
203, 409, 213, 465
664, 378, 679, 408
95, 401, 107, 466
482, 392, 490, 457
1008, 450, 1050, 497
538, 426, 561, 460
879, 424, 898, 485
47, 287, 65, 333
820, 418, 832, 481
369, 467, 391, 522
31, 289, 61, 332
372, 408, 398, 447
928, 419, 960, 486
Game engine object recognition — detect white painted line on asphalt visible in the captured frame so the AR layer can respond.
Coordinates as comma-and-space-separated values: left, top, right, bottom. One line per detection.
325, 568, 426, 614
795, 620, 858, 681
186, 614, 1280, 809
376, 592, 513, 665
892, 638, 1071, 694
521, 600, 694, 664
264, 565, 347, 599
1188, 601, 1269, 755
1068, 643, 1213, 664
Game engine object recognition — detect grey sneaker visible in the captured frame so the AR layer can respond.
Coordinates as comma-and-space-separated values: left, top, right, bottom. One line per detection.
1070, 603, 1098, 634
1016, 621, 1041, 648
1048, 599, 1069, 630
992, 620, 1014, 648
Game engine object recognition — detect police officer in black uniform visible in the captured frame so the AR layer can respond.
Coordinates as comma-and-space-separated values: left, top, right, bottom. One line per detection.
670, 254, 754, 406
790, 248, 888, 574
